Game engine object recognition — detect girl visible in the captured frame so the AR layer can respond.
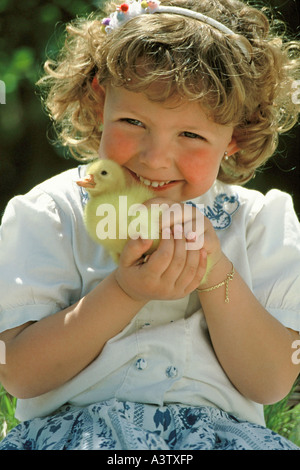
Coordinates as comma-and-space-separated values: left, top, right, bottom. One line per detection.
0, 0, 299, 450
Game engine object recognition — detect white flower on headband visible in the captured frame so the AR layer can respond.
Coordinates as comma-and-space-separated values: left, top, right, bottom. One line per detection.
101, 1, 161, 33
100, 0, 251, 61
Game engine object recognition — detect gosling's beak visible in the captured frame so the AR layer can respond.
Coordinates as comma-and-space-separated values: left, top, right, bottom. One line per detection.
76, 174, 95, 188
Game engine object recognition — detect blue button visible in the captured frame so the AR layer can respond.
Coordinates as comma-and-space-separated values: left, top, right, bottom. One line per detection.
135, 358, 147, 370
165, 366, 178, 378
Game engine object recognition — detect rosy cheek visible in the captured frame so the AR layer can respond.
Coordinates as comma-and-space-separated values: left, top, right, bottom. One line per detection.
177, 150, 217, 185
100, 128, 136, 166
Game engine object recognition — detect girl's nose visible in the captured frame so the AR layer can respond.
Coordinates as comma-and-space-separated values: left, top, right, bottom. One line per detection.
138, 135, 173, 169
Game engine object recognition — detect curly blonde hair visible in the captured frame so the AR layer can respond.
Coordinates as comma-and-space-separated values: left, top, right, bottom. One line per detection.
38, 0, 300, 184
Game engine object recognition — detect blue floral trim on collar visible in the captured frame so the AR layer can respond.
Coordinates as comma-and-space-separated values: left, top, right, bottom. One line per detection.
187, 193, 240, 230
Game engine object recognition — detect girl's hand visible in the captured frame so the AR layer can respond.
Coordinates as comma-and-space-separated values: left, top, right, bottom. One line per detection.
115, 233, 207, 301
114, 198, 222, 301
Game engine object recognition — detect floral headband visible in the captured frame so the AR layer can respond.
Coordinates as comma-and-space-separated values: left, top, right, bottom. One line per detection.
101, 0, 251, 60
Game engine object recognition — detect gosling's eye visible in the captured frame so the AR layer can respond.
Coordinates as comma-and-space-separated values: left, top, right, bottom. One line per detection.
101, 170, 108, 175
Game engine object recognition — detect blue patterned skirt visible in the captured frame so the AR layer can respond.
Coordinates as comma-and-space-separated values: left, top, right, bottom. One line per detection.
0, 399, 298, 450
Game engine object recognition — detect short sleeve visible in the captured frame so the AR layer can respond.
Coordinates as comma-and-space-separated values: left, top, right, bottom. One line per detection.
0, 188, 82, 333
246, 189, 300, 332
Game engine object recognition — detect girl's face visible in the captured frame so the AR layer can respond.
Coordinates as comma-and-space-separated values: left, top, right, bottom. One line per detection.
98, 84, 238, 202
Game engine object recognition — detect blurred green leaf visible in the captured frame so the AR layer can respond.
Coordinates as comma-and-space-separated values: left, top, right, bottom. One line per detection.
12, 47, 35, 72
39, 4, 62, 23
0, 0, 9, 14
1, 72, 18, 93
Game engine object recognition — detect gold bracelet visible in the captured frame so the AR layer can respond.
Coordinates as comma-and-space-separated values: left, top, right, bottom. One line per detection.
196, 264, 235, 303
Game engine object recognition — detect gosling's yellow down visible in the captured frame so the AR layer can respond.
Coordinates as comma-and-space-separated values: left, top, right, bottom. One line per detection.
76, 159, 161, 263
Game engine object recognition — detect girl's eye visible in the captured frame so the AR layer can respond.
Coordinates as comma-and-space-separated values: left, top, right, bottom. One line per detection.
121, 118, 144, 127
182, 131, 205, 140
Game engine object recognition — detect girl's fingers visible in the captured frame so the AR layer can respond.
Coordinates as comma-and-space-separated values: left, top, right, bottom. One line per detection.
185, 248, 208, 292
119, 237, 153, 267
146, 228, 175, 275
162, 225, 187, 279
183, 219, 204, 251
168, 240, 202, 292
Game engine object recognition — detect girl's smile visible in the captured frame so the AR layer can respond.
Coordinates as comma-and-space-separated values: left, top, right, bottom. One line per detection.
127, 168, 180, 190
98, 84, 238, 202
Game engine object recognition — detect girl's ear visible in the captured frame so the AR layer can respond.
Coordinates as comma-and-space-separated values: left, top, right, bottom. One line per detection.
226, 137, 240, 156
92, 76, 106, 121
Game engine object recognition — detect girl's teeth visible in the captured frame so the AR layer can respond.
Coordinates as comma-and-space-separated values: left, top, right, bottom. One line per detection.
138, 175, 171, 187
